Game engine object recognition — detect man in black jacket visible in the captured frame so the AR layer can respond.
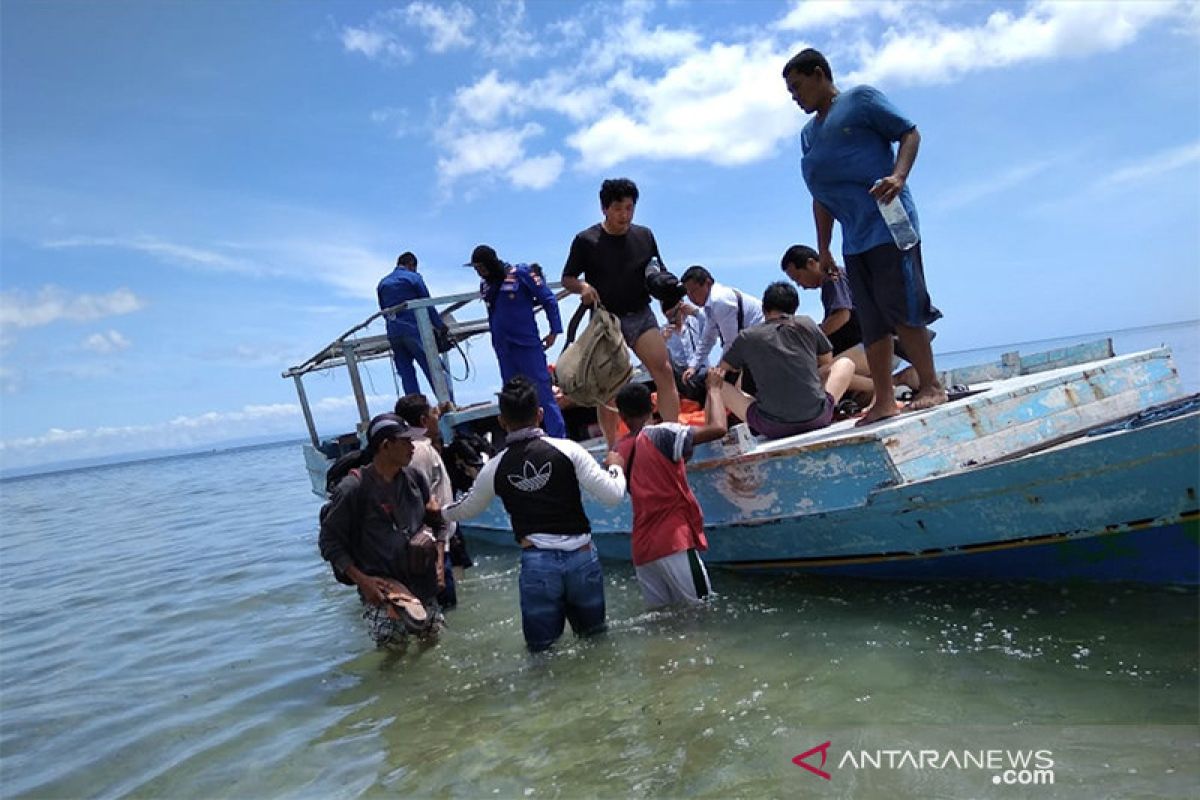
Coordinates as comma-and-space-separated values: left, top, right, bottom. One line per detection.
319, 413, 443, 647
444, 377, 626, 652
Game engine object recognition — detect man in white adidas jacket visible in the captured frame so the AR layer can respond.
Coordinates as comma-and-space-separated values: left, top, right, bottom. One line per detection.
444, 376, 626, 652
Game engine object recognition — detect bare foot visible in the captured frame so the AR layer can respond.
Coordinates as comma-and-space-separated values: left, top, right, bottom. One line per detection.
855, 400, 902, 427
908, 386, 949, 411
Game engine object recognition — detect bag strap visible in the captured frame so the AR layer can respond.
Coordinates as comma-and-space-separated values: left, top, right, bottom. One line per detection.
624, 436, 638, 493
565, 302, 603, 346
735, 290, 745, 333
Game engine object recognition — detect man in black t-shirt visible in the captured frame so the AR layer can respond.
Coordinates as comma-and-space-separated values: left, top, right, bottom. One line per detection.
561, 178, 681, 445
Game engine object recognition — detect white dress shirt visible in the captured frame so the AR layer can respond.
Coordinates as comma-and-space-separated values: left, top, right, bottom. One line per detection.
689, 282, 764, 370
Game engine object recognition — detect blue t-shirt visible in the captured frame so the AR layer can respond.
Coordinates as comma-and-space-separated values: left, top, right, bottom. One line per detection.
801, 85, 920, 256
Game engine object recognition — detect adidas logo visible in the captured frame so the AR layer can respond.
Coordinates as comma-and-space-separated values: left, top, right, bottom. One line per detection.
508, 460, 552, 492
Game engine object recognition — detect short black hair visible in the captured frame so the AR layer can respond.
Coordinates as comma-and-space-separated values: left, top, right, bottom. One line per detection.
615, 382, 653, 419
680, 265, 713, 285
498, 376, 540, 428
762, 281, 800, 315
397, 251, 418, 269
599, 178, 639, 209
528, 262, 544, 278
781, 244, 819, 271
781, 48, 833, 82
395, 393, 431, 427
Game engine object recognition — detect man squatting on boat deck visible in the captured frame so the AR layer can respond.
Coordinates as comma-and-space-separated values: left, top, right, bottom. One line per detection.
319, 413, 446, 647
561, 178, 681, 446
783, 47, 946, 425
444, 377, 626, 652
615, 371, 728, 609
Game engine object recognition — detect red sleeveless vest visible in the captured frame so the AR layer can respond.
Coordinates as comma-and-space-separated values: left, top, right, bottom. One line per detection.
617, 428, 707, 566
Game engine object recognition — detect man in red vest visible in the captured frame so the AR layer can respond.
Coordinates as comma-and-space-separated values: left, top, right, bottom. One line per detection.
613, 371, 727, 608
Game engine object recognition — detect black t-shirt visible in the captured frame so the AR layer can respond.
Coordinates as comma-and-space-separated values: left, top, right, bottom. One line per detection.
827, 312, 863, 354
562, 223, 662, 315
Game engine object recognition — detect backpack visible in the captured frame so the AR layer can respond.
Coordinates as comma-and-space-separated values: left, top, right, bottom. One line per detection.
556, 303, 633, 409
325, 448, 372, 494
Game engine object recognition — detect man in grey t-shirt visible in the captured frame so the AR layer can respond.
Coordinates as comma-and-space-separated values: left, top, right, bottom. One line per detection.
717, 282, 856, 440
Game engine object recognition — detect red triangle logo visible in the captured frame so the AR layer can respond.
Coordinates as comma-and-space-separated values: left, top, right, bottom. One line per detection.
792, 741, 832, 780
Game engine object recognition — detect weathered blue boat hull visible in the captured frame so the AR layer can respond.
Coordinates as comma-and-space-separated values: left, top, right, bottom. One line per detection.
461, 406, 1200, 585
728, 518, 1197, 583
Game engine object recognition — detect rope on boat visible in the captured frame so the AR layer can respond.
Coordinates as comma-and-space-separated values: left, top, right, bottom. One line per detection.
1087, 393, 1200, 436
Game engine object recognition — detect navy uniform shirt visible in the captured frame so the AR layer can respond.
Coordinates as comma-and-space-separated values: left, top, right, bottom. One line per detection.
481, 263, 563, 347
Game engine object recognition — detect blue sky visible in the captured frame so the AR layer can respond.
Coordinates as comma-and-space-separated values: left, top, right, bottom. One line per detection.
2, 0, 1198, 471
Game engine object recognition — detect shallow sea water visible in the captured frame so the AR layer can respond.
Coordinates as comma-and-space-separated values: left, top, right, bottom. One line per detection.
1, 324, 1198, 798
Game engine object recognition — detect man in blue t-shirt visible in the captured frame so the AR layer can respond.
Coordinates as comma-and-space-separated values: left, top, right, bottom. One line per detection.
377, 252, 455, 403
782, 48, 945, 425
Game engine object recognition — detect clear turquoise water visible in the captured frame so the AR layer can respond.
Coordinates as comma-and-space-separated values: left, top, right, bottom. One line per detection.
1, 325, 1197, 799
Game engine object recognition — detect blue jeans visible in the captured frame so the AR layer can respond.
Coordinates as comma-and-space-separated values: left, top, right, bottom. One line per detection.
518, 546, 606, 652
389, 335, 455, 403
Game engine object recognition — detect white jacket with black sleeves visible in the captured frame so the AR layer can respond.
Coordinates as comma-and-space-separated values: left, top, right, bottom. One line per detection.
443, 428, 625, 547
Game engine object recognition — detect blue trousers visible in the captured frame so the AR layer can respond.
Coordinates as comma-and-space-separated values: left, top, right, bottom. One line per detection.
389, 335, 454, 403
518, 546, 606, 652
496, 342, 566, 437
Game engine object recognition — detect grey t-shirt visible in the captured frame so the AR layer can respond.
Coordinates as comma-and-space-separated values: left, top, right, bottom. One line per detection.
722, 315, 832, 424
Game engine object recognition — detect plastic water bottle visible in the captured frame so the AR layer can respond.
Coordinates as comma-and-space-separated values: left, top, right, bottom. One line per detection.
873, 180, 919, 251
644, 256, 664, 278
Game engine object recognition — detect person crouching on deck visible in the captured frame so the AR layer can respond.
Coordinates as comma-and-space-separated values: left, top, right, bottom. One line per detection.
716, 281, 856, 440
615, 371, 728, 609
443, 376, 626, 652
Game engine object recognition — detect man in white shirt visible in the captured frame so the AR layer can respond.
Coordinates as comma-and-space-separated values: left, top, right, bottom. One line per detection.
394, 393, 460, 607
662, 300, 707, 403
679, 266, 764, 387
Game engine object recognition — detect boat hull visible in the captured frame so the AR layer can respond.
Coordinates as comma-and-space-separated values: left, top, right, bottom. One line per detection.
461, 409, 1200, 585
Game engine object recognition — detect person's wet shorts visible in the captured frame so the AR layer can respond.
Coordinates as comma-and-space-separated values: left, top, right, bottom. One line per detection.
618, 305, 661, 349
518, 544, 607, 652
746, 393, 835, 439
844, 242, 942, 346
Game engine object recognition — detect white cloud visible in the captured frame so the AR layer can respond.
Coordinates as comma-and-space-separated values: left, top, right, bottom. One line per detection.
0, 393, 395, 470
934, 156, 1063, 211
0, 286, 145, 330
436, 123, 545, 184
1099, 140, 1200, 187
43, 234, 268, 276
454, 70, 523, 125
847, 1, 1190, 86
508, 152, 566, 189
404, 1, 475, 52
570, 41, 798, 170
361, 0, 1192, 192
340, 25, 412, 62
82, 330, 132, 354
777, 0, 899, 32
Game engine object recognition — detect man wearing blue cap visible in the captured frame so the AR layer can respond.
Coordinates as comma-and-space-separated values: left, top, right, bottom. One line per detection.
319, 412, 445, 647
468, 244, 567, 438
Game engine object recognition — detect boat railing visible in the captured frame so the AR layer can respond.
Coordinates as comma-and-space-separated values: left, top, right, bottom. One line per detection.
282, 283, 567, 450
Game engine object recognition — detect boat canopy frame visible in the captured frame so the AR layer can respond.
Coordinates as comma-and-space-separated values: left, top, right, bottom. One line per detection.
281, 284, 565, 448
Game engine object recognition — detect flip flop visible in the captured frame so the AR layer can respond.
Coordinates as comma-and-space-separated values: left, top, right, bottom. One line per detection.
379, 578, 432, 634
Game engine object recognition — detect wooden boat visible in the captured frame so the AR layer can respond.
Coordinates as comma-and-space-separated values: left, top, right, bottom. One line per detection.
283, 290, 1199, 585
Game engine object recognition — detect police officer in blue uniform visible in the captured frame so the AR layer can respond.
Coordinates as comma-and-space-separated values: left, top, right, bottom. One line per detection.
466, 245, 567, 438
377, 251, 455, 402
